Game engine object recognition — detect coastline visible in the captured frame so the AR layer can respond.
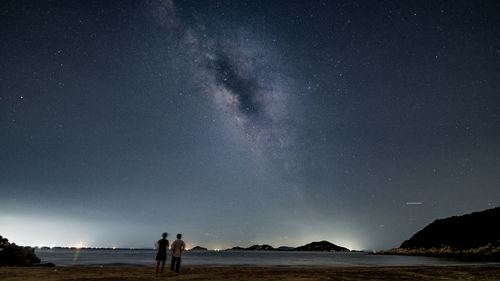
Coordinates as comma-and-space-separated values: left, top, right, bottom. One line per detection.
1, 265, 500, 281
374, 246, 500, 262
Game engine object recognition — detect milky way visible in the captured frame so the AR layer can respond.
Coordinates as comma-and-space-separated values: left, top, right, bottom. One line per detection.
210, 52, 261, 117
151, 0, 297, 156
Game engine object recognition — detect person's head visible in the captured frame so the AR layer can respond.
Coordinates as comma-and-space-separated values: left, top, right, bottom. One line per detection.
162, 232, 168, 238
177, 234, 182, 239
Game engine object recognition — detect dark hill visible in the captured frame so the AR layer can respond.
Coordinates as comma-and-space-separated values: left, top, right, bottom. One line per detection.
226, 241, 350, 252
227, 246, 246, 251
293, 241, 349, 252
226, 245, 275, 251
276, 246, 294, 251
401, 206, 500, 250
190, 246, 208, 251
246, 244, 275, 251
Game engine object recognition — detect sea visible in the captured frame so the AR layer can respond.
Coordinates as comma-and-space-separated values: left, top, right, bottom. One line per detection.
35, 248, 495, 267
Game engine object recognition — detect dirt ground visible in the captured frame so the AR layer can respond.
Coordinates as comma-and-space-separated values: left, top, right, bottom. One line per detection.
1, 265, 500, 281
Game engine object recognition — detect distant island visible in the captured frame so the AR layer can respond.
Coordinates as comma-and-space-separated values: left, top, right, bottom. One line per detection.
276, 246, 294, 251
189, 246, 208, 251
378, 206, 500, 259
293, 241, 350, 252
226, 241, 350, 252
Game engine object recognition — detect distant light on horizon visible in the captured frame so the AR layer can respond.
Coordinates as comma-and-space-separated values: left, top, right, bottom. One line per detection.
76, 241, 83, 248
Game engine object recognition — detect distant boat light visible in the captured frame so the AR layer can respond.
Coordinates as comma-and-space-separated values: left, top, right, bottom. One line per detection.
406, 202, 423, 205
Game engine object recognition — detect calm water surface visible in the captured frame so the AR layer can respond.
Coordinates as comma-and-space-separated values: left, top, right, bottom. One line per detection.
35, 249, 494, 267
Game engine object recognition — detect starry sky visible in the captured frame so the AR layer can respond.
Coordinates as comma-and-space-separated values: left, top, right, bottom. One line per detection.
1, 0, 500, 251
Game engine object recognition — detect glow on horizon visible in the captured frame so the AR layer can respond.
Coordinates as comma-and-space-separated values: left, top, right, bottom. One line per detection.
1, 212, 366, 250
75, 241, 84, 249
0, 213, 92, 247
0, 212, 151, 248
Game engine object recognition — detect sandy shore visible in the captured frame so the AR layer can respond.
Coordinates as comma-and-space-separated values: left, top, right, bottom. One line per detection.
1, 265, 500, 281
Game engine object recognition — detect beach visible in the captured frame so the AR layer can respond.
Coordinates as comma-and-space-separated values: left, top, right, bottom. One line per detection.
1, 265, 500, 281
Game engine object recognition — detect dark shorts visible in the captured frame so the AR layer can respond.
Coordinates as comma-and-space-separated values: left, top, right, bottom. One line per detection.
156, 251, 167, 261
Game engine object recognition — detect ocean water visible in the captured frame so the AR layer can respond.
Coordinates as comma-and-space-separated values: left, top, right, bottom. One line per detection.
35, 249, 493, 267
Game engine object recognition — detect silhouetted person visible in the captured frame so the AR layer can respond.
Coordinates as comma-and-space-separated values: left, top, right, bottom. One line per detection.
170, 233, 185, 274
155, 232, 169, 274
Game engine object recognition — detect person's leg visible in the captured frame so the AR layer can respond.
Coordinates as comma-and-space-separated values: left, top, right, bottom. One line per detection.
160, 260, 165, 272
155, 260, 160, 274
175, 257, 181, 273
170, 257, 176, 271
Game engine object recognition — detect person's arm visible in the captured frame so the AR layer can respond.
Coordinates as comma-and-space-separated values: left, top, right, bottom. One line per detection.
181, 241, 186, 251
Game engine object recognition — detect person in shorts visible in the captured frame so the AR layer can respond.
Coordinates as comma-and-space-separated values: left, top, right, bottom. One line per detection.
155, 232, 169, 274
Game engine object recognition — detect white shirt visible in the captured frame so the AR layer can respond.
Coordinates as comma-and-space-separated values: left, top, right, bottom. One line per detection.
171, 239, 185, 257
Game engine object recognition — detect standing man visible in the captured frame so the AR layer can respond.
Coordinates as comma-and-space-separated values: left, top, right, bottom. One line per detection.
170, 233, 186, 274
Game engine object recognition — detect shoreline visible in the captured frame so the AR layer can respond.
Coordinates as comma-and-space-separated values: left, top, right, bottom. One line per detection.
372, 252, 500, 262
2, 265, 500, 280
27, 260, 500, 268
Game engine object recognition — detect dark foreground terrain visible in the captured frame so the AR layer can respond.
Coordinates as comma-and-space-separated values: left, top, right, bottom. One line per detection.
1, 265, 500, 281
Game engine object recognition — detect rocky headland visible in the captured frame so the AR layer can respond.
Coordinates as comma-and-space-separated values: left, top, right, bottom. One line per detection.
377, 206, 500, 259
0, 235, 42, 266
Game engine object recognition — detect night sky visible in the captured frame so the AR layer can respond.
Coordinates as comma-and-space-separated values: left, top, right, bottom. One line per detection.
1, 0, 500, 251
